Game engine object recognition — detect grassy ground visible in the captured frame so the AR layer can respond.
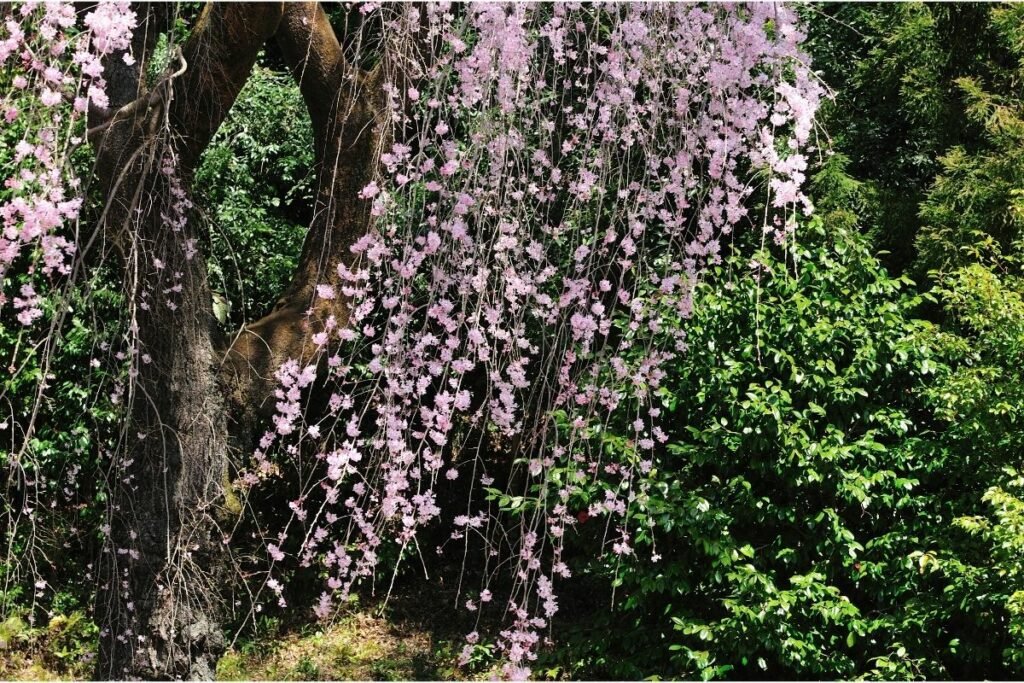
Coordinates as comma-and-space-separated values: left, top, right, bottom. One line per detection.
0, 611, 97, 681
0, 584, 491, 681
0, 610, 472, 682
216, 604, 473, 681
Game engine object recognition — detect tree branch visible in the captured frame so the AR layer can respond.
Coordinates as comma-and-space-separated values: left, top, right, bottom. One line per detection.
223, 2, 392, 421
86, 2, 171, 132
170, 2, 286, 173
90, 3, 285, 186
85, 46, 186, 145
275, 1, 348, 138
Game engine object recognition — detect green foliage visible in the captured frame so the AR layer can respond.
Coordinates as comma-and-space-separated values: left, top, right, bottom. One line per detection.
911, 260, 1024, 677
551, 202, 1023, 679
0, 609, 97, 679
895, 15, 1024, 671
916, 6, 1024, 275
953, 474, 1024, 671
601, 219, 942, 679
784, 15, 1024, 676
195, 62, 313, 325
0, 613, 30, 650
805, 3, 1008, 273
43, 611, 99, 671
928, 264, 1024, 438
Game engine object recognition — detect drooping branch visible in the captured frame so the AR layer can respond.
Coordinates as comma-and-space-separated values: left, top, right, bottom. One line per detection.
2, 3, 827, 679
86, 2, 172, 131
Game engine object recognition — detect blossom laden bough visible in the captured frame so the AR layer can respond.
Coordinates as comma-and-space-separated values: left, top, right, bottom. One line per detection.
251, 3, 822, 678
1, 1, 137, 321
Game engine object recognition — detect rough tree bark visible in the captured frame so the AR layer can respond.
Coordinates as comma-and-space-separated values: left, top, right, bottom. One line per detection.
222, 1, 389, 436
87, 2, 391, 678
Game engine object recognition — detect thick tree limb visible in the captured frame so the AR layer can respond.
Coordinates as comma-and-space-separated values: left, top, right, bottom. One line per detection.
223, 2, 390, 419
86, 46, 186, 145
91, 3, 285, 199
275, 1, 347, 138
171, 2, 285, 173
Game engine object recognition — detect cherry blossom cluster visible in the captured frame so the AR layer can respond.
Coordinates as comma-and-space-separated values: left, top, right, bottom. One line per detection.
253, 3, 822, 679
0, 1, 137, 323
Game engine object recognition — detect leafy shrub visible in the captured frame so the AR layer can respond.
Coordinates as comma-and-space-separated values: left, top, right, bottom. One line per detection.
195, 63, 313, 325
544, 216, 956, 679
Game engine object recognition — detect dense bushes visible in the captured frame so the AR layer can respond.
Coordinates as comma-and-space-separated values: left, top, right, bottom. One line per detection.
542, 191, 1024, 680
541, 5, 1024, 679
195, 63, 313, 326
549, 218, 936, 679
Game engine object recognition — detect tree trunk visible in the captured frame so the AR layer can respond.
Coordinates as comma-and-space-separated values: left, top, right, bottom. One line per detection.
95, 193, 232, 679
90, 4, 283, 678
86, 2, 395, 676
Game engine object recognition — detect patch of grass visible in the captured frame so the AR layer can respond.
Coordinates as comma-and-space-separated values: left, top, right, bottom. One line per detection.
216, 611, 465, 681
292, 656, 320, 680
0, 611, 96, 681
3, 578, 499, 681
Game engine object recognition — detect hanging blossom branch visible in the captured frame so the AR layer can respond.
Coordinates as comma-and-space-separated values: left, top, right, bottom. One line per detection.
0, 1, 137, 323
0, 0, 139, 625
246, 3, 823, 679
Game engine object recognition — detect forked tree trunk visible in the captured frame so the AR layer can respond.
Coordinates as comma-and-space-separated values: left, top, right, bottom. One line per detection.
89, 2, 390, 678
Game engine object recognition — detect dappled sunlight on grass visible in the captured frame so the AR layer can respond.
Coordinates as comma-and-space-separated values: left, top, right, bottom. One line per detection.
216, 611, 465, 681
